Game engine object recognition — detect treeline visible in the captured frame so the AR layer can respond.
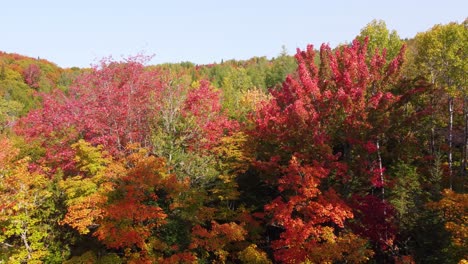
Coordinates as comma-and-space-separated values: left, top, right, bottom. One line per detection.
0, 19, 466, 263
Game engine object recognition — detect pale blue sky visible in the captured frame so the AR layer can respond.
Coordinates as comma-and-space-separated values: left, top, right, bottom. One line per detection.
1, 0, 466, 68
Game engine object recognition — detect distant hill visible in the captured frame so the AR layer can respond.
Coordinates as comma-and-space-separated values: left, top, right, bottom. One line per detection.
0, 52, 83, 131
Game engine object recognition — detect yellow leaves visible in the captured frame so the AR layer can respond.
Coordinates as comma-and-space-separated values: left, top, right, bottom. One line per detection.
412, 21, 467, 95
239, 88, 271, 112
60, 140, 118, 234
72, 139, 110, 177
191, 80, 201, 89
0, 137, 52, 263
213, 132, 252, 174
60, 176, 97, 203
212, 174, 239, 201
208, 132, 251, 214
238, 244, 272, 264
303, 233, 374, 264
320, 226, 337, 244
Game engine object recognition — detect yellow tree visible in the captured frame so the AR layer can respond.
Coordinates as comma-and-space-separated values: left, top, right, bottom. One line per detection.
412, 20, 468, 188
429, 189, 468, 262
59, 139, 123, 234
0, 137, 52, 263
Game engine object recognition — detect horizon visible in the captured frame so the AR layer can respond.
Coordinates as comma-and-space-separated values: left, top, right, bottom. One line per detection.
1, 0, 466, 68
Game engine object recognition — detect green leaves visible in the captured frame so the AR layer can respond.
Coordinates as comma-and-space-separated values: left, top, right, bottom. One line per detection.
0, 97, 23, 132
357, 19, 403, 61
412, 20, 467, 94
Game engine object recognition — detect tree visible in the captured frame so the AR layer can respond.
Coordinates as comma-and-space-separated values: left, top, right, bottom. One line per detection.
0, 98, 23, 133
0, 137, 52, 263
221, 67, 254, 118
411, 20, 468, 189
22, 64, 42, 89
429, 189, 468, 263
189, 221, 247, 263
356, 19, 403, 62
250, 38, 405, 262
265, 46, 297, 89
59, 140, 118, 235
17, 57, 235, 178
94, 146, 188, 263
151, 78, 236, 180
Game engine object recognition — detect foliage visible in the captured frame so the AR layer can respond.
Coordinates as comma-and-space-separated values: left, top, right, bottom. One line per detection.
0, 19, 467, 263
250, 35, 406, 261
356, 19, 403, 61
0, 97, 23, 132
0, 137, 53, 263
94, 147, 183, 255
429, 189, 468, 262
237, 244, 271, 264
59, 140, 117, 234
411, 20, 467, 93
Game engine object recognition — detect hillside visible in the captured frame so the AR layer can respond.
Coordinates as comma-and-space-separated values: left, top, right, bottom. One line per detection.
0, 19, 467, 264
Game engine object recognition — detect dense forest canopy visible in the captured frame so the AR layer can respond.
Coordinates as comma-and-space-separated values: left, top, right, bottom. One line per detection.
0, 19, 467, 263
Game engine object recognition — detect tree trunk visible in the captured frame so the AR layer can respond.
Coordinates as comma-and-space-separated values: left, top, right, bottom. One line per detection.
430, 84, 436, 156
462, 96, 467, 179
376, 139, 389, 248
376, 140, 385, 203
460, 96, 468, 177
448, 96, 454, 190
20, 229, 32, 260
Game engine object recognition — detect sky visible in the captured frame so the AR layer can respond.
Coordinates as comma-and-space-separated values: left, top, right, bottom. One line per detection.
1, 0, 466, 68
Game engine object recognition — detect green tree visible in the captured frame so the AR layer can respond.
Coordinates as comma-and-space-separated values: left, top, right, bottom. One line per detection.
265, 46, 296, 89
221, 67, 254, 118
411, 20, 468, 190
0, 97, 23, 133
356, 19, 403, 62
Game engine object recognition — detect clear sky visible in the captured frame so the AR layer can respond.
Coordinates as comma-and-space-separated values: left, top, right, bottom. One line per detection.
1, 0, 466, 68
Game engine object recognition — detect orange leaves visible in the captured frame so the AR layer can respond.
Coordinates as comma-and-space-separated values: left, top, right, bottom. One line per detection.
93, 145, 186, 257
0, 137, 18, 166
189, 221, 247, 262
0, 138, 51, 215
190, 221, 246, 251
60, 192, 106, 234
263, 156, 355, 263
429, 189, 468, 248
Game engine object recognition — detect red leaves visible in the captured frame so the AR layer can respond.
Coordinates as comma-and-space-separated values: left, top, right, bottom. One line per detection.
183, 80, 237, 149
16, 57, 235, 176
23, 64, 42, 89
252, 37, 406, 262
351, 195, 397, 250
262, 157, 354, 262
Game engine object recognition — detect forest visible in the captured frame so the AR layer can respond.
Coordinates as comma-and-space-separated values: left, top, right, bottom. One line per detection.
0, 19, 467, 263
